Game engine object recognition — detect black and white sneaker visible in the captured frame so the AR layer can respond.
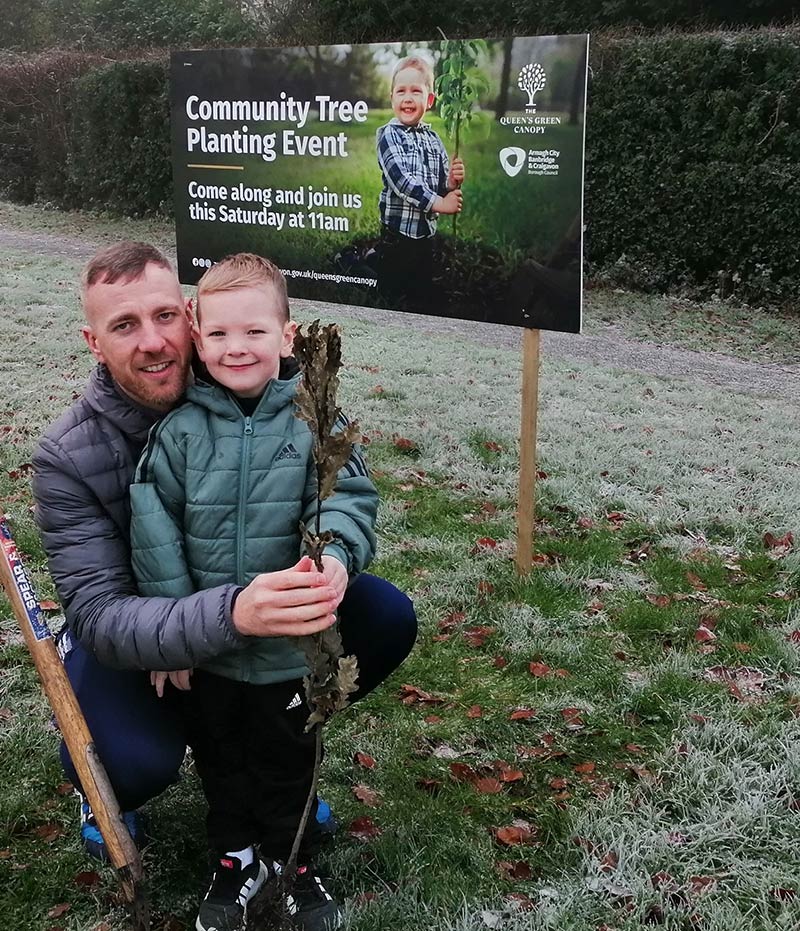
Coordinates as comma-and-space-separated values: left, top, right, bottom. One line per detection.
274, 861, 343, 931
196, 855, 268, 931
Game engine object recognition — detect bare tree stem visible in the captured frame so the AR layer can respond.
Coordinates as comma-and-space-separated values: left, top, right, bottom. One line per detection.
285, 721, 323, 879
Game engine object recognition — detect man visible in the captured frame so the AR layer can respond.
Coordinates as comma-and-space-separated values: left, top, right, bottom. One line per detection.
31, 242, 416, 921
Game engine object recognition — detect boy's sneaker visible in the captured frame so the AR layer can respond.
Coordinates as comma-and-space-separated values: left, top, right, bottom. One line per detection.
78, 791, 146, 862
196, 855, 268, 931
273, 861, 342, 931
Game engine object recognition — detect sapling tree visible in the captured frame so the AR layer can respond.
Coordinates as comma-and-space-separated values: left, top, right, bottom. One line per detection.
434, 38, 488, 235
250, 320, 360, 928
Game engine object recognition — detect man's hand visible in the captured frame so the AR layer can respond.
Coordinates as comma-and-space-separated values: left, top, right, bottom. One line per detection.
448, 157, 465, 188
150, 669, 193, 698
232, 555, 340, 638
434, 189, 463, 215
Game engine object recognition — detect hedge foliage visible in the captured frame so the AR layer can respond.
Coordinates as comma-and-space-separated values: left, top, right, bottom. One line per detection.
68, 61, 172, 215
1, 0, 258, 52
303, 0, 800, 44
586, 32, 800, 302
0, 52, 101, 203
1, 31, 799, 303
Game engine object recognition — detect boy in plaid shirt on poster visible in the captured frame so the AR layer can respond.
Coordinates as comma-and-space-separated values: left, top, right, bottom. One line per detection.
376, 54, 465, 303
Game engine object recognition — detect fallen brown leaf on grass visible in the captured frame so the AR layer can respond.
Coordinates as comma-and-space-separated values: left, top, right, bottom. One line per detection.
399, 684, 445, 705
764, 531, 794, 553
47, 904, 70, 919
493, 761, 524, 782
687, 875, 717, 896
473, 777, 504, 794
573, 761, 596, 775
646, 594, 672, 607
33, 823, 63, 843
509, 708, 536, 720
493, 820, 536, 846
471, 537, 498, 554
466, 705, 483, 718
449, 762, 477, 783
392, 436, 419, 453
74, 870, 101, 889
496, 860, 533, 881
438, 611, 465, 631
464, 626, 496, 647
702, 665, 769, 702
694, 616, 717, 643
561, 707, 586, 730
354, 751, 376, 769
598, 850, 619, 873
347, 816, 382, 841
352, 784, 382, 807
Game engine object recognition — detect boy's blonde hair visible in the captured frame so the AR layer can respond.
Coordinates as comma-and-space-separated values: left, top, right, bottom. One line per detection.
196, 253, 289, 323
391, 55, 435, 94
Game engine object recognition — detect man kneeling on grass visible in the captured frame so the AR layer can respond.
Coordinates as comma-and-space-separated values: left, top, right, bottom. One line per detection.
32, 242, 417, 930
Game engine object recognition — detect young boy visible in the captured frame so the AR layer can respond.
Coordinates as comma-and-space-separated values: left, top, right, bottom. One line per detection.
129, 254, 378, 931
376, 54, 466, 303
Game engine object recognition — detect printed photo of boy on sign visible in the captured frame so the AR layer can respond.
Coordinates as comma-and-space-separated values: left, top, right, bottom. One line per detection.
376, 54, 465, 304
170, 36, 588, 333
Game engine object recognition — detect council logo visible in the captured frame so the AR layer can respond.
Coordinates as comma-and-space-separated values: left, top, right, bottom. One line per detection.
518, 63, 547, 110
499, 146, 526, 178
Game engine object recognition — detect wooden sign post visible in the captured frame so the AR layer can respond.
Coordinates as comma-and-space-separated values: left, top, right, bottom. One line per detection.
515, 328, 541, 575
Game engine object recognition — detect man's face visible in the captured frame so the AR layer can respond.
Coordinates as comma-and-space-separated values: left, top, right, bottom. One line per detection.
82, 263, 192, 411
391, 67, 434, 127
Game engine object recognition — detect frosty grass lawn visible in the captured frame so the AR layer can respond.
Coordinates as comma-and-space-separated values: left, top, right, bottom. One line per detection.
0, 217, 799, 930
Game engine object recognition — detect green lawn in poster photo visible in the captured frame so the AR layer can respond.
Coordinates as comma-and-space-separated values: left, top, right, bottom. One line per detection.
174, 109, 583, 276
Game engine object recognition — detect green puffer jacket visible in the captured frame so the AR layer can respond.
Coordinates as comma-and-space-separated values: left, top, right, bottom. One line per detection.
129, 373, 377, 684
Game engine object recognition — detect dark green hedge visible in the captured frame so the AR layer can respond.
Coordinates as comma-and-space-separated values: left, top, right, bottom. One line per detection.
303, 0, 799, 44
2, 32, 799, 304
0, 52, 101, 203
585, 32, 800, 302
67, 60, 172, 215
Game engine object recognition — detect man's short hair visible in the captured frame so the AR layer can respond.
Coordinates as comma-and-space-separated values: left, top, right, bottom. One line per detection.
391, 55, 435, 94
196, 253, 290, 323
82, 241, 173, 292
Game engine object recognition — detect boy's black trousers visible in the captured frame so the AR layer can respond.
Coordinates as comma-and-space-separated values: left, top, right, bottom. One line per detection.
377, 226, 435, 304
59, 573, 417, 863
181, 671, 320, 861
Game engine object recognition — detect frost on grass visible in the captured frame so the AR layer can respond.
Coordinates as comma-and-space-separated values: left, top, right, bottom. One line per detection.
568, 716, 800, 929
331, 316, 800, 535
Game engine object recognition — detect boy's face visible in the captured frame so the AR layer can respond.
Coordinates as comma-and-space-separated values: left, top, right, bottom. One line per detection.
391, 66, 434, 127
193, 284, 296, 397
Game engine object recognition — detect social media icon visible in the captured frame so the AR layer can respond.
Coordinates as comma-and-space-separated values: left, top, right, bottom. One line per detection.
499, 147, 526, 178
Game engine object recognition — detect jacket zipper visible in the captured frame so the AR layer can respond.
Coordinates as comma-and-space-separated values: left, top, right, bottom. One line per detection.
236, 415, 253, 586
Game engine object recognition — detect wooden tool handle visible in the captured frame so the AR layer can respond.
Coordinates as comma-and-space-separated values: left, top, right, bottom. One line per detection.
0, 516, 148, 927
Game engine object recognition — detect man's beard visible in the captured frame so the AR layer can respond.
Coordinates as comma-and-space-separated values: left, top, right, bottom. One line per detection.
115, 359, 190, 411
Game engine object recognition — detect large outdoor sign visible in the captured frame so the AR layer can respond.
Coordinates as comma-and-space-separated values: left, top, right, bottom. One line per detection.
170, 36, 588, 332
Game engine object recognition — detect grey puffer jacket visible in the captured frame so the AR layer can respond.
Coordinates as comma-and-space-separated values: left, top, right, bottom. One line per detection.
31, 364, 246, 669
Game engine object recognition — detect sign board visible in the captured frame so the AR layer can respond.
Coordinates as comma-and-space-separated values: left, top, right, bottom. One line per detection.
171, 36, 588, 332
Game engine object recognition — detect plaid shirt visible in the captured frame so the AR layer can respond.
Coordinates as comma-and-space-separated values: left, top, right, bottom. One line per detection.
377, 118, 450, 239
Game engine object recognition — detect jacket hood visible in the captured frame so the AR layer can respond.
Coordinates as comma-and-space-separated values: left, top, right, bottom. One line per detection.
84, 365, 162, 446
